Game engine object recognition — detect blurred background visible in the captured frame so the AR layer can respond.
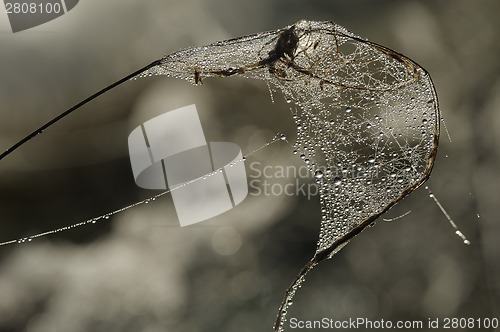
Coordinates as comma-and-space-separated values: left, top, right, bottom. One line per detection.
0, 0, 499, 331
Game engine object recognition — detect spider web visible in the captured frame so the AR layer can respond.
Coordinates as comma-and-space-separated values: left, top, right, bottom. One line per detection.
137, 20, 439, 257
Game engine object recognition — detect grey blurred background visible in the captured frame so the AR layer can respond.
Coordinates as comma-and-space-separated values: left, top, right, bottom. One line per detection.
0, 0, 499, 331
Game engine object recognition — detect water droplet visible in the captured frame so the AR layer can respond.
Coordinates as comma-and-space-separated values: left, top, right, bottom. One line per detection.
314, 170, 324, 179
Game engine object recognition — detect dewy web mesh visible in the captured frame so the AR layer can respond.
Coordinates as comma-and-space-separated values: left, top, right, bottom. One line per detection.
138, 19, 439, 255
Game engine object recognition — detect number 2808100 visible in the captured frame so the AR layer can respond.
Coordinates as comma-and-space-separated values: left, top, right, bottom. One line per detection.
443, 317, 498, 329
5, 2, 62, 14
